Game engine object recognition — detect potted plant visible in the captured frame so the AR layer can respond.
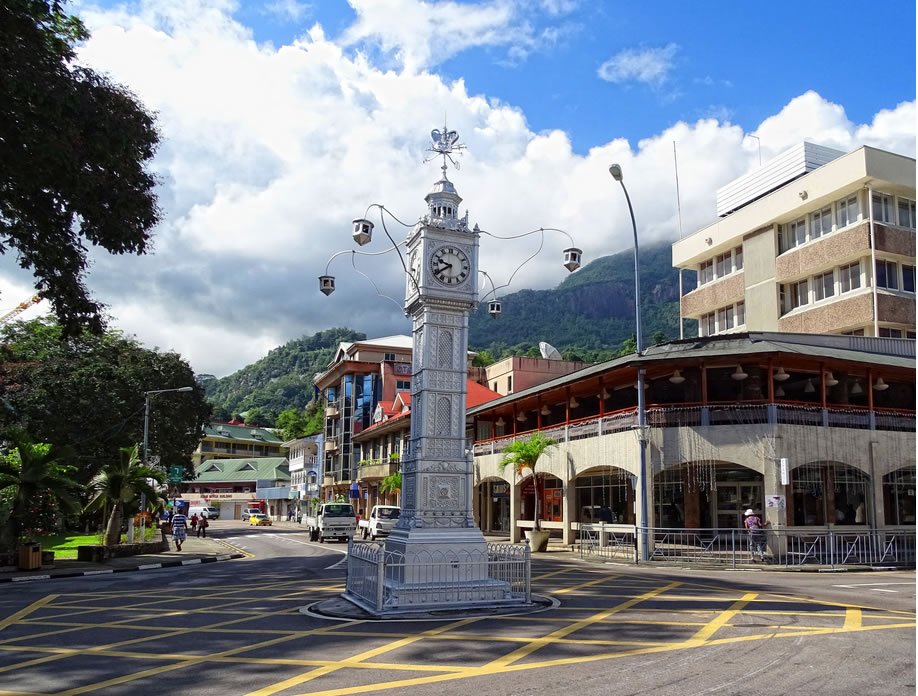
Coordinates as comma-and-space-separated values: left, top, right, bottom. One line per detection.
497, 433, 558, 552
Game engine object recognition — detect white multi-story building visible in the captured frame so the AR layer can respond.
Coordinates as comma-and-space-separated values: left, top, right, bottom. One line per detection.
674, 143, 916, 338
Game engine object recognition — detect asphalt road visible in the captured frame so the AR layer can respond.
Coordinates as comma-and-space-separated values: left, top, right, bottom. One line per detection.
0, 520, 913, 696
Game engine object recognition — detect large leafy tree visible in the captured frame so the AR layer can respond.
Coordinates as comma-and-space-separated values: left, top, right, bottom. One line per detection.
497, 433, 558, 531
0, 0, 160, 336
85, 446, 163, 546
0, 428, 79, 548
0, 318, 211, 484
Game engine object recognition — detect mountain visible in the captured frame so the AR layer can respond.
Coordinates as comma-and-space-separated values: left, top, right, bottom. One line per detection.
203, 244, 693, 420
203, 328, 365, 418
468, 242, 695, 361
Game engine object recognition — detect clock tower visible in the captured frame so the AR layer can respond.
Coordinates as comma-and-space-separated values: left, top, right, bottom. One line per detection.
382, 133, 510, 607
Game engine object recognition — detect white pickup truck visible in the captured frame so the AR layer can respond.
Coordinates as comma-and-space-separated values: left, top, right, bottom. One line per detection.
358, 505, 400, 540
304, 503, 357, 543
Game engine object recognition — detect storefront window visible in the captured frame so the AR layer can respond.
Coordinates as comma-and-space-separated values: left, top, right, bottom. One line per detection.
883, 467, 916, 525
575, 472, 633, 524
791, 463, 870, 526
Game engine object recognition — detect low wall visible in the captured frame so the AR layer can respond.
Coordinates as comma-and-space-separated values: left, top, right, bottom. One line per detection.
77, 540, 169, 563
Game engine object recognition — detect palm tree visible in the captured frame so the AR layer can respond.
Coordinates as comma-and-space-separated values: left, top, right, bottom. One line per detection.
0, 428, 79, 548
379, 472, 401, 505
497, 433, 558, 532
85, 446, 165, 546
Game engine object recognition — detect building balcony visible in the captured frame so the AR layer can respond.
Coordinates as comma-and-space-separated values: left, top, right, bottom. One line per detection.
326, 406, 339, 419
324, 439, 338, 452
357, 460, 399, 480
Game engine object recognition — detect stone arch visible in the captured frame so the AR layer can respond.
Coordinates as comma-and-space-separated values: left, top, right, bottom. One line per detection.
573, 465, 635, 525
789, 460, 871, 527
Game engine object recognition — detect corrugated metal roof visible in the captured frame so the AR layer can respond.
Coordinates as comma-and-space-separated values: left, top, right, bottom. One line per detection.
467, 332, 915, 415
190, 457, 289, 483
203, 423, 284, 444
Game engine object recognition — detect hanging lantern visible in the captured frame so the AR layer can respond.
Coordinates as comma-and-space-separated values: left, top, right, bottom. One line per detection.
824, 371, 839, 387
562, 247, 582, 272
873, 377, 889, 391
774, 366, 790, 381
318, 275, 336, 296
351, 218, 374, 246
731, 365, 748, 381
488, 300, 502, 318
668, 369, 686, 384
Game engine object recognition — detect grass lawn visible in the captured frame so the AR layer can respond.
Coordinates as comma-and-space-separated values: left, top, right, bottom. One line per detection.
39, 527, 158, 558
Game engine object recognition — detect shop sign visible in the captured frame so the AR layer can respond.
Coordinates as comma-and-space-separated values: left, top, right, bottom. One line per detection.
492, 482, 509, 498
766, 495, 786, 510
199, 492, 257, 501
392, 363, 411, 375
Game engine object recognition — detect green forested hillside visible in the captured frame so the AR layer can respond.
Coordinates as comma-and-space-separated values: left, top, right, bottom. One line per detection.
203, 328, 365, 420
468, 242, 695, 361
204, 244, 693, 421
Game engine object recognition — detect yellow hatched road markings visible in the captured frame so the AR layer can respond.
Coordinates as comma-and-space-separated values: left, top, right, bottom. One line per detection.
0, 595, 59, 632
683, 592, 758, 646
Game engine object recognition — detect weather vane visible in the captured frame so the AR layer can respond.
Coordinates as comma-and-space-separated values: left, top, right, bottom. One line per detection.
424, 118, 466, 171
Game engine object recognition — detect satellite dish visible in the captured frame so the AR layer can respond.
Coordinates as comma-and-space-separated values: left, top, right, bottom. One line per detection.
539, 341, 562, 360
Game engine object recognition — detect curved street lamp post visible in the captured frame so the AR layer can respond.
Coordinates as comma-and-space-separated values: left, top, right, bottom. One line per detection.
609, 164, 649, 561
139, 386, 193, 539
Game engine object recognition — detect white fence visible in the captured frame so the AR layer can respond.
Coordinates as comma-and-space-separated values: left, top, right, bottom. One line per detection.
580, 524, 916, 569
346, 540, 531, 613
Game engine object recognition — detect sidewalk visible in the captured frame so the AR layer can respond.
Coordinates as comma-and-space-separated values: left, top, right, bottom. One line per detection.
0, 536, 244, 583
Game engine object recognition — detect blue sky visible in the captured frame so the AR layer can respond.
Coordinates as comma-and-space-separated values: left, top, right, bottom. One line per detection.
2, 0, 915, 376
228, 0, 916, 154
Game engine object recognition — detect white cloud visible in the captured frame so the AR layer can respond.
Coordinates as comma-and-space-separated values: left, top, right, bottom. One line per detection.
264, 0, 312, 22
598, 43, 679, 86
2, 2, 912, 378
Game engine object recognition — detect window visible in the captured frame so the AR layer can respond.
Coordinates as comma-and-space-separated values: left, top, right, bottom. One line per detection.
507, 376, 512, 393
898, 198, 916, 228
814, 270, 835, 301
879, 328, 903, 338
395, 380, 410, 391
734, 246, 743, 270
836, 194, 859, 228
735, 301, 745, 326
875, 259, 898, 290
810, 206, 832, 239
903, 264, 916, 293
872, 193, 893, 223
839, 262, 861, 293
793, 279, 809, 309
700, 312, 715, 336
779, 218, 807, 253
699, 259, 714, 285
908, 331, 916, 340
716, 252, 731, 278
717, 305, 734, 331
384, 353, 396, 362
841, 328, 865, 336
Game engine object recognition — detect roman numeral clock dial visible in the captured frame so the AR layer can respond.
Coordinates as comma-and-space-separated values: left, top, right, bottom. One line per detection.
430, 246, 470, 286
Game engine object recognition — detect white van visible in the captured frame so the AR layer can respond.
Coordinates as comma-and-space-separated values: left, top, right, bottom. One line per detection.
189, 505, 220, 520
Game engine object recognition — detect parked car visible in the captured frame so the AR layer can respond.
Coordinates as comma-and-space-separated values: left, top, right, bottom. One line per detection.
249, 514, 272, 526
242, 507, 263, 519
305, 503, 356, 542
358, 505, 400, 540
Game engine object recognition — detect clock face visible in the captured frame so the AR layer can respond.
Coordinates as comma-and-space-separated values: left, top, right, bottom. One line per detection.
430, 246, 470, 286
408, 249, 421, 284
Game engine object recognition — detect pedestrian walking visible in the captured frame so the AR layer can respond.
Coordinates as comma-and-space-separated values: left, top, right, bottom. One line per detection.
197, 515, 209, 538
171, 509, 188, 551
190, 514, 199, 533
743, 508, 768, 561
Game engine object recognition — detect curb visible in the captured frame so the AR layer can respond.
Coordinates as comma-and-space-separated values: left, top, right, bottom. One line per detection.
0, 553, 245, 584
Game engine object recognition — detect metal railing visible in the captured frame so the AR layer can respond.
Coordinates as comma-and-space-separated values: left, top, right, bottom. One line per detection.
579, 525, 916, 569
345, 540, 531, 613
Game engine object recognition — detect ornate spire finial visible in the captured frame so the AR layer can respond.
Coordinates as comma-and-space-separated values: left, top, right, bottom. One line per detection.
425, 118, 465, 171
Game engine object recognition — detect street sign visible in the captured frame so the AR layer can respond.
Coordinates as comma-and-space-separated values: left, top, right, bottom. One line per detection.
168, 465, 184, 484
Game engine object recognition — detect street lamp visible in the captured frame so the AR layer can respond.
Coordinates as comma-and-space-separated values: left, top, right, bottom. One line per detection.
609, 163, 649, 561
140, 386, 193, 538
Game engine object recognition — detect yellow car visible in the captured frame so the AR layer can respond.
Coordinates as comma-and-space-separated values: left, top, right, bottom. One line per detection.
249, 514, 272, 526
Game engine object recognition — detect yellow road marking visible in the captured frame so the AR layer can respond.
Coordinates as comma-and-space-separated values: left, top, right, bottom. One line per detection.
0, 595, 58, 632
485, 580, 682, 669
684, 592, 758, 645
243, 617, 479, 696
214, 537, 254, 559
553, 574, 619, 594
844, 608, 862, 630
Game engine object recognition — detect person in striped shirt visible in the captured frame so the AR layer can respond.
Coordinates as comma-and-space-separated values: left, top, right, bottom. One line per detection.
171, 510, 188, 551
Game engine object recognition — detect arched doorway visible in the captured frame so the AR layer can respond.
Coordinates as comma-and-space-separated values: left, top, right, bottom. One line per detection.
520, 473, 563, 526
475, 477, 511, 533
574, 467, 635, 525
654, 463, 764, 529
